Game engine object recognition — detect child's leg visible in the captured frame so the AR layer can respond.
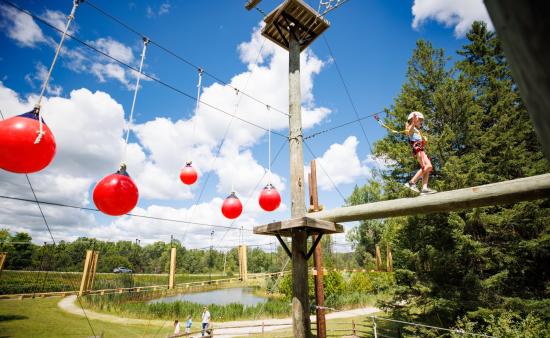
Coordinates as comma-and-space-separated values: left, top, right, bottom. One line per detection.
419, 152, 433, 188
410, 153, 425, 184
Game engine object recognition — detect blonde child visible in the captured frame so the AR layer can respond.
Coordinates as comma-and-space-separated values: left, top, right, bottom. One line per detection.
403, 111, 436, 195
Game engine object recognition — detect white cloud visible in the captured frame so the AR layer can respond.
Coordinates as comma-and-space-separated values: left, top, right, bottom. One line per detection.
146, 2, 171, 18
306, 136, 371, 191
412, 0, 493, 37
0, 4, 46, 47
24, 62, 63, 96
40, 9, 77, 36
91, 37, 134, 64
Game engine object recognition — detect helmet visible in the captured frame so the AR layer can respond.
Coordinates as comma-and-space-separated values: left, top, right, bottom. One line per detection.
408, 111, 424, 120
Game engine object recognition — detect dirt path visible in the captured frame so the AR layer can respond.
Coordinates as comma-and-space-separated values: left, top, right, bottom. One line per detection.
58, 296, 380, 337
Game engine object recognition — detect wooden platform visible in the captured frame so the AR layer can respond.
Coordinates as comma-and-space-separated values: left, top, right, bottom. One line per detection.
254, 216, 343, 237
261, 0, 330, 51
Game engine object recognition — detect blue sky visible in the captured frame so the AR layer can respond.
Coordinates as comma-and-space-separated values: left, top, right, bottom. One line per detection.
0, 0, 492, 248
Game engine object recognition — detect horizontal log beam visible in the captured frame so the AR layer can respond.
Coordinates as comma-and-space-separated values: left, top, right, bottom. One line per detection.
307, 174, 550, 223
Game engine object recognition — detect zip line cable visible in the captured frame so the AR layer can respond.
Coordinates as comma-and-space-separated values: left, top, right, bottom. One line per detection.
0, 195, 254, 232
0, 0, 286, 139
322, 35, 373, 154
82, 0, 289, 117
303, 139, 348, 203
303, 110, 382, 140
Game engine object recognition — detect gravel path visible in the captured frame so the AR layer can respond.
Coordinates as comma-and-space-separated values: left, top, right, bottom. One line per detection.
58, 296, 380, 337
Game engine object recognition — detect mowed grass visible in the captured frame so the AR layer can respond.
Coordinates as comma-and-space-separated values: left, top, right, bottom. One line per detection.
0, 297, 174, 338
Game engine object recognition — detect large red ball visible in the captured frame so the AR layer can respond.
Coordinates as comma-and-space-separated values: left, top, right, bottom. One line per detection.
0, 112, 56, 174
93, 172, 139, 216
259, 184, 281, 212
221, 193, 243, 219
179, 163, 198, 185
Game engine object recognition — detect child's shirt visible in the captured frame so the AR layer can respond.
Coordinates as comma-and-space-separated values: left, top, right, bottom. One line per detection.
409, 127, 423, 142
186, 319, 192, 328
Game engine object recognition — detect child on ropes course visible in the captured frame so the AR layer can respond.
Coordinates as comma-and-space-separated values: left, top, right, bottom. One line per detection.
374, 111, 437, 195
403, 111, 436, 195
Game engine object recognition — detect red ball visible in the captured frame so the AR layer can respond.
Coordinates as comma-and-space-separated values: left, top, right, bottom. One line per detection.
179, 162, 198, 185
93, 168, 139, 216
0, 111, 56, 174
221, 192, 242, 219
259, 184, 281, 212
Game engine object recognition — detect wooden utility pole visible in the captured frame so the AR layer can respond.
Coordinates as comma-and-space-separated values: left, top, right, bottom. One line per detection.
386, 244, 393, 272
375, 245, 382, 271
0, 252, 7, 273
169, 247, 177, 289
288, 26, 310, 338
309, 160, 326, 338
253, 2, 331, 337
238, 245, 248, 282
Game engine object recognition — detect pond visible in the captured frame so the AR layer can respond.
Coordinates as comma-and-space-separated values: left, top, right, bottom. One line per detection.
148, 287, 268, 306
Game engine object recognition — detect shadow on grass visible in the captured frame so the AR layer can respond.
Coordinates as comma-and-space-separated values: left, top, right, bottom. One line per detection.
0, 314, 28, 322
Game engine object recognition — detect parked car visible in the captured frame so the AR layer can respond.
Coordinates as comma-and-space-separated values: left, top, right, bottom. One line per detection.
113, 266, 133, 273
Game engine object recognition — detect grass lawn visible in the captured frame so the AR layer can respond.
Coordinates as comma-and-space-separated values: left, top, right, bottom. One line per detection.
0, 297, 174, 337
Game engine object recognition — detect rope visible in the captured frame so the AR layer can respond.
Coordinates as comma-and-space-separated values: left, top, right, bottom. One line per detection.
190, 68, 204, 162
34, 0, 80, 144
267, 105, 272, 183
373, 113, 406, 134
123, 37, 149, 164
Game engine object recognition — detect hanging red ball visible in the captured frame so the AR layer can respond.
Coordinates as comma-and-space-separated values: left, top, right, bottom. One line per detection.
259, 184, 281, 212
221, 192, 242, 219
179, 162, 198, 185
93, 165, 139, 216
0, 110, 56, 174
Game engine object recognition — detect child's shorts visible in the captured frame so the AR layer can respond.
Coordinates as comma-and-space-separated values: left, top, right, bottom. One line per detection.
410, 141, 425, 156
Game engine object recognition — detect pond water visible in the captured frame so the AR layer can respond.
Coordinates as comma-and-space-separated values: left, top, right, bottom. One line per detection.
148, 287, 268, 306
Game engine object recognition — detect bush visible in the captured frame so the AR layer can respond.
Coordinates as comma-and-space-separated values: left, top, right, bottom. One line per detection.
347, 272, 374, 293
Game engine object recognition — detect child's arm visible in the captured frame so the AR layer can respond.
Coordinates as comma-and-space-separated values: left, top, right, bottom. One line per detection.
405, 121, 414, 136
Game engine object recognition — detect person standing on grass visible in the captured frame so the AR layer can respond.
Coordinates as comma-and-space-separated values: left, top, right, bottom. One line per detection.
185, 315, 192, 336
174, 319, 181, 335
201, 306, 211, 336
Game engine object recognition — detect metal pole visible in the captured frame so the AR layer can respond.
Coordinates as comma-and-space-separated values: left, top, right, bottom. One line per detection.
288, 25, 310, 338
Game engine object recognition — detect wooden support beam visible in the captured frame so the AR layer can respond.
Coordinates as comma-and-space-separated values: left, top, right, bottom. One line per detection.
307, 174, 550, 223
375, 245, 382, 272
238, 245, 248, 282
0, 252, 6, 273
79, 250, 92, 297
484, 0, 550, 162
169, 247, 176, 289
386, 244, 393, 273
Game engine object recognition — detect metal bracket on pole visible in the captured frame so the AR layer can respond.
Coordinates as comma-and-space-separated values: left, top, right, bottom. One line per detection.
305, 233, 323, 260
276, 234, 292, 258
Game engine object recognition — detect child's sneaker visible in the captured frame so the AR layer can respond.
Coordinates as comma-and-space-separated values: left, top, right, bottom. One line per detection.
404, 181, 420, 193
420, 187, 437, 195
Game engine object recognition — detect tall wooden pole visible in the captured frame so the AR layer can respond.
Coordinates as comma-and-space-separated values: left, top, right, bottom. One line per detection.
309, 160, 326, 338
169, 247, 176, 289
79, 250, 93, 297
289, 25, 310, 338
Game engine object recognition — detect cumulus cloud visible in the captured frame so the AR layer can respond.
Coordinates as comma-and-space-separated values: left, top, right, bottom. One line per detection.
24, 62, 63, 96
146, 1, 171, 18
0, 4, 46, 47
412, 0, 493, 37
306, 136, 371, 191
0, 22, 329, 247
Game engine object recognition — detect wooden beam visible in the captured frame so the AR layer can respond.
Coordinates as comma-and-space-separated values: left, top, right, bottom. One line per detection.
307, 174, 550, 223
0, 252, 6, 273
484, 0, 550, 162
79, 250, 93, 297
168, 247, 176, 289
254, 216, 344, 237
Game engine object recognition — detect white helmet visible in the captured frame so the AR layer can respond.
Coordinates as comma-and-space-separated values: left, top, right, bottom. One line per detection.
408, 111, 424, 120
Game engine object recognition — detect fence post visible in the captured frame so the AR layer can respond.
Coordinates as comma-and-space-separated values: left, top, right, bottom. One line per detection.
397, 327, 402, 338
372, 317, 378, 338
262, 321, 265, 338
352, 319, 356, 336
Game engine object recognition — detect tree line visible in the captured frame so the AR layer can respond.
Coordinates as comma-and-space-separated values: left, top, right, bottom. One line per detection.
0, 229, 358, 274
347, 22, 549, 336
